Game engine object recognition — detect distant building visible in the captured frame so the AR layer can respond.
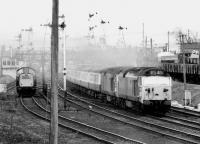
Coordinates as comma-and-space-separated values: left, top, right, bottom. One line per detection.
1, 56, 26, 79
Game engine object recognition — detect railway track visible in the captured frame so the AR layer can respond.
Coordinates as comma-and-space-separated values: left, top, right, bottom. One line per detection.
57, 84, 200, 144
7, 81, 16, 90
76, 95, 200, 132
146, 112, 200, 131
21, 93, 144, 144
171, 106, 200, 117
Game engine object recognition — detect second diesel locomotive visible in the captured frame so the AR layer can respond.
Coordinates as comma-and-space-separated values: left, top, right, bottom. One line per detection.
16, 67, 37, 97
66, 67, 172, 112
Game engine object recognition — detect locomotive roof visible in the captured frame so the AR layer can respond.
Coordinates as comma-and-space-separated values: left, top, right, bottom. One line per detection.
16, 67, 36, 74
98, 66, 168, 76
98, 66, 131, 74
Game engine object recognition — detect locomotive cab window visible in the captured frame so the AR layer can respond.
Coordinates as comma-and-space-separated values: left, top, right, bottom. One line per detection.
156, 70, 164, 75
149, 70, 156, 75
146, 70, 165, 76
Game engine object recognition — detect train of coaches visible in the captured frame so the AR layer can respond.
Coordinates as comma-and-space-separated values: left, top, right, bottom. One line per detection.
66, 67, 172, 112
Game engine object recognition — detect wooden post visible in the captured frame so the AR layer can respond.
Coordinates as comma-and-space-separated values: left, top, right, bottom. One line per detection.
50, 0, 59, 143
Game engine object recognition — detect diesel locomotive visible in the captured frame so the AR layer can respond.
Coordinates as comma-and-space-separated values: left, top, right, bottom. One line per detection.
16, 67, 37, 97
66, 67, 172, 112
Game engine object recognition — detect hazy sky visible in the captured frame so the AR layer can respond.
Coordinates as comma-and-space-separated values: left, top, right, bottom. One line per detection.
1, 0, 200, 48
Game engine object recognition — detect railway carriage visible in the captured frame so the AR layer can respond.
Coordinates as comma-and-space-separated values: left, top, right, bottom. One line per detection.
88, 72, 101, 91
16, 67, 37, 97
66, 67, 172, 112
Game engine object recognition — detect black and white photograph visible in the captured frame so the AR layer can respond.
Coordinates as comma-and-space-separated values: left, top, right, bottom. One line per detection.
1, 0, 200, 143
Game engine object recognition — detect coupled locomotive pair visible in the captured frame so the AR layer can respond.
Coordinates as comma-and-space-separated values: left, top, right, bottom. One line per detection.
66, 67, 172, 112
16, 67, 37, 97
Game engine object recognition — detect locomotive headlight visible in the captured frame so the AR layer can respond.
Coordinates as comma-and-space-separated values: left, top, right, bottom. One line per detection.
163, 88, 168, 97
163, 88, 168, 92
145, 88, 150, 93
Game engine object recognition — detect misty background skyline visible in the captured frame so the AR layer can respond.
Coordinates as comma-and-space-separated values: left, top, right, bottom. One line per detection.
1, 0, 200, 51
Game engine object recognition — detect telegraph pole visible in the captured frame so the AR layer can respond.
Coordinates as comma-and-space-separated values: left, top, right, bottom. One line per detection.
50, 0, 59, 143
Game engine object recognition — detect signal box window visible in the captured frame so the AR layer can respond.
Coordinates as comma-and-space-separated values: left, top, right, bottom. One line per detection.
12, 61, 15, 65
3, 60, 6, 65
7, 60, 10, 65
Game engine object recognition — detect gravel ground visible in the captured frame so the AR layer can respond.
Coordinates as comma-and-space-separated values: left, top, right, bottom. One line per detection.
0, 95, 102, 144
58, 107, 182, 144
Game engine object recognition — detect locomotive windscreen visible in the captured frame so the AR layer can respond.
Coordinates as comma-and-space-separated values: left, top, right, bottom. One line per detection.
23, 67, 29, 74
145, 69, 169, 76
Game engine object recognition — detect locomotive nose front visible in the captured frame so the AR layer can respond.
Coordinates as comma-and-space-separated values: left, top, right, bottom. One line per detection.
141, 76, 172, 108
144, 86, 171, 100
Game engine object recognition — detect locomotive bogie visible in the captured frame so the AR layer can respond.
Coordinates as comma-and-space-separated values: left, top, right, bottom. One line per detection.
142, 100, 171, 112
125, 100, 133, 108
